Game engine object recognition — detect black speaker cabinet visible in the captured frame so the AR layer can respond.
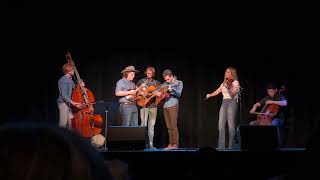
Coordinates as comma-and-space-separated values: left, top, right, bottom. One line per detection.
240, 125, 279, 150
106, 126, 146, 151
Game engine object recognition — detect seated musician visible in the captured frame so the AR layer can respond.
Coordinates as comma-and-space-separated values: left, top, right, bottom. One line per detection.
249, 83, 287, 143
136, 66, 161, 149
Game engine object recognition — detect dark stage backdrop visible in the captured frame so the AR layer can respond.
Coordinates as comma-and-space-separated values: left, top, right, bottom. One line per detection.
2, 46, 318, 148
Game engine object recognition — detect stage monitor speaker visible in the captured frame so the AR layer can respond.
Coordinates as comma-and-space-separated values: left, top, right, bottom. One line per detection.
107, 126, 145, 151
240, 125, 279, 150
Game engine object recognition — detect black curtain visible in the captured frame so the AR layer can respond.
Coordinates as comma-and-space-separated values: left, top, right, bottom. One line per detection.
2, 46, 317, 148
2, 7, 318, 148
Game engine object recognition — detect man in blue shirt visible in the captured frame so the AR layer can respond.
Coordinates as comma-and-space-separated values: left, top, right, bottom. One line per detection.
57, 63, 82, 128
155, 69, 183, 149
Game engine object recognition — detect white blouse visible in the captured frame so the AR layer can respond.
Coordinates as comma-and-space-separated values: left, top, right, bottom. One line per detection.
220, 80, 240, 99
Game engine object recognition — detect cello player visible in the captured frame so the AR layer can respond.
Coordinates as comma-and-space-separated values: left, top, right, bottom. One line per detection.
57, 62, 83, 128
249, 83, 287, 143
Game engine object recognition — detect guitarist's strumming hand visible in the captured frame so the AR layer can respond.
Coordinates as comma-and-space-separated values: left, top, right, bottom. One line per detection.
139, 82, 147, 88
136, 83, 147, 94
154, 91, 162, 97
128, 89, 137, 95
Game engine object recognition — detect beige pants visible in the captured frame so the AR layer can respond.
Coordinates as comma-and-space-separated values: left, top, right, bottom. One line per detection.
58, 103, 73, 128
140, 107, 158, 146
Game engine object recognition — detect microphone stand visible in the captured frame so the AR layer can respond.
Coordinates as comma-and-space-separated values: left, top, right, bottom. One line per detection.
235, 87, 243, 149
238, 87, 244, 126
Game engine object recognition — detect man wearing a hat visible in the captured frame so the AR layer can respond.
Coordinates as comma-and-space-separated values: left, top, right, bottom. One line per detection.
115, 66, 140, 126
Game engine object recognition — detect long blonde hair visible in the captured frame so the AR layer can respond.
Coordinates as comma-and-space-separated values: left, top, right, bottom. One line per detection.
225, 67, 238, 80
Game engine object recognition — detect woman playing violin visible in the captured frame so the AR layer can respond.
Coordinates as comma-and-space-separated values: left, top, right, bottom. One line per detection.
206, 67, 240, 149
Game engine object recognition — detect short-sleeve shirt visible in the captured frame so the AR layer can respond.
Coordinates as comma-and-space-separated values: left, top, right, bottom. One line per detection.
220, 80, 240, 99
115, 78, 136, 103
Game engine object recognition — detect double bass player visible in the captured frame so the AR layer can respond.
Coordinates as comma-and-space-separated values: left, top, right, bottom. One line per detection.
58, 52, 103, 138
57, 62, 82, 128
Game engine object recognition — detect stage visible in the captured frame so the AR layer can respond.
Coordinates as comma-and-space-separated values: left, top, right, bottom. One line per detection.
101, 147, 306, 179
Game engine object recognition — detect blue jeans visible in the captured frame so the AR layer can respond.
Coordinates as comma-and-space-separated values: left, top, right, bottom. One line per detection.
119, 104, 138, 126
218, 99, 238, 149
272, 118, 284, 144
272, 118, 284, 128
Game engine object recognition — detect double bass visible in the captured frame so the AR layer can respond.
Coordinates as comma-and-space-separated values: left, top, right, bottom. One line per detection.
66, 51, 103, 137
253, 85, 286, 125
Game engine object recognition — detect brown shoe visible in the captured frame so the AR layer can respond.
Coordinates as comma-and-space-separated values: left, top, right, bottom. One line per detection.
170, 144, 179, 149
163, 144, 173, 150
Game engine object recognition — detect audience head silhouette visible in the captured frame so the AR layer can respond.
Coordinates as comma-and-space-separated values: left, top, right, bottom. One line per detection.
0, 122, 112, 180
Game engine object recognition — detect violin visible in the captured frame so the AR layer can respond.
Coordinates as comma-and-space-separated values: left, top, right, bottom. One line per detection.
224, 78, 234, 89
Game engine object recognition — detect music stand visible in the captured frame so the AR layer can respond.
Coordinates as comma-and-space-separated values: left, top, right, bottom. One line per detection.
93, 101, 120, 152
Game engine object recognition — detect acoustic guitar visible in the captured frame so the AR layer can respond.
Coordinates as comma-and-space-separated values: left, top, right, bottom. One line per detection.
155, 79, 180, 107
136, 85, 157, 107
124, 83, 147, 102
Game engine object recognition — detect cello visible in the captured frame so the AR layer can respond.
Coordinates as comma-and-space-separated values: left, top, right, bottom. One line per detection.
253, 85, 286, 125
66, 51, 103, 137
